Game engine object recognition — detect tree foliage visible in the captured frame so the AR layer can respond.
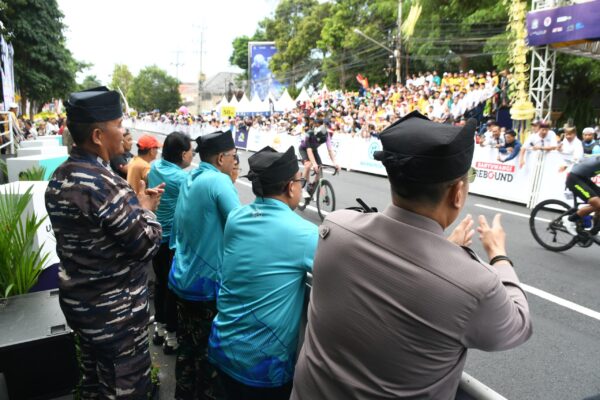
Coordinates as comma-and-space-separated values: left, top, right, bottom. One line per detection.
110, 64, 134, 96
127, 65, 181, 113
0, 0, 83, 113
77, 75, 102, 91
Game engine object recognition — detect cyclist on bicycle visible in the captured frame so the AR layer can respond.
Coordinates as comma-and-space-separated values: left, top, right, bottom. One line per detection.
298, 116, 340, 199
562, 155, 600, 236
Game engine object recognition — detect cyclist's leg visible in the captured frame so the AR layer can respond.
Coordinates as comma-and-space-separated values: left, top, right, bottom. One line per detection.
568, 174, 600, 219
312, 151, 323, 187
299, 147, 311, 187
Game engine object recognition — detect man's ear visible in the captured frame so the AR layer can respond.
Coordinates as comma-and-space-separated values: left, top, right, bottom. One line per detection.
449, 179, 465, 209
90, 126, 103, 146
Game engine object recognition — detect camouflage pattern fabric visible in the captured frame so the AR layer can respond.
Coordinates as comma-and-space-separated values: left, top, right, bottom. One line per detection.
45, 147, 162, 398
175, 297, 220, 400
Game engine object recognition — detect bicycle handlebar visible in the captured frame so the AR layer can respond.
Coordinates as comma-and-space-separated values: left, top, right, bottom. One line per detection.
309, 165, 340, 177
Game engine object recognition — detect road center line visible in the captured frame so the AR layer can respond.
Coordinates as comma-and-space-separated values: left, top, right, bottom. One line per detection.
475, 203, 550, 222
521, 283, 600, 321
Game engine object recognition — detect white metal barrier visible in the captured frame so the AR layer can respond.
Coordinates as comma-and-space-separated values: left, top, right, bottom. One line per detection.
0, 111, 15, 154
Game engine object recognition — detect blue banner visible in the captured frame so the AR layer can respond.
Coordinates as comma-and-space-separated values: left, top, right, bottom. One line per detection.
234, 126, 249, 150
248, 42, 284, 101
526, 1, 600, 46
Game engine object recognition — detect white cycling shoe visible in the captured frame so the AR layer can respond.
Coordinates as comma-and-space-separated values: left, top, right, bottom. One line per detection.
561, 216, 579, 236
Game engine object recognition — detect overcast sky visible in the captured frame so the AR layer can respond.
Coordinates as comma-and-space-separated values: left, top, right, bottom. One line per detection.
57, 0, 279, 84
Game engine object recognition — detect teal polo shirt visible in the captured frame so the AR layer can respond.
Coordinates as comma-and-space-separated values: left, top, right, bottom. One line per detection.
208, 197, 318, 387
168, 162, 240, 301
148, 159, 188, 242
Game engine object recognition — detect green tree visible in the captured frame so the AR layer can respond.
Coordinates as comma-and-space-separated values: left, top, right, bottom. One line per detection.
128, 66, 181, 113
259, 0, 321, 88
318, 0, 396, 89
78, 75, 102, 91
554, 54, 600, 132
110, 64, 134, 96
0, 0, 83, 115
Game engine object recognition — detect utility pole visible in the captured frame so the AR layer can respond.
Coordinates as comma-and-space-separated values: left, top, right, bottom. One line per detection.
171, 50, 184, 81
395, 0, 402, 84
198, 28, 204, 115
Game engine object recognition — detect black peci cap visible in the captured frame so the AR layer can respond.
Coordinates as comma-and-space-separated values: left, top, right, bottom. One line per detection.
246, 146, 299, 197
195, 131, 235, 154
65, 86, 122, 123
374, 111, 476, 183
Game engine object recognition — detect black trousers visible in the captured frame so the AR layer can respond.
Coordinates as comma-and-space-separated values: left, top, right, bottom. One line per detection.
152, 242, 178, 332
217, 368, 292, 400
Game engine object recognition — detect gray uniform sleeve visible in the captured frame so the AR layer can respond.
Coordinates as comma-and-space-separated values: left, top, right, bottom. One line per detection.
461, 263, 532, 351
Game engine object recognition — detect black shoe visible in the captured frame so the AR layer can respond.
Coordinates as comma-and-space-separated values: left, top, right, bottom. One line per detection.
152, 331, 164, 346
162, 341, 177, 355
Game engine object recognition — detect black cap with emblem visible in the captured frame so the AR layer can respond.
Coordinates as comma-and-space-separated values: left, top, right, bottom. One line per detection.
246, 146, 299, 197
374, 110, 476, 183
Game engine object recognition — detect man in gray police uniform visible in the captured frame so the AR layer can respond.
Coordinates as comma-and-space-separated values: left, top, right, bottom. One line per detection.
46, 87, 164, 398
291, 111, 532, 400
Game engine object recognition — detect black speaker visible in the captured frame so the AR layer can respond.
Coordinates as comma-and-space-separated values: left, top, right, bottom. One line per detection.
0, 289, 79, 399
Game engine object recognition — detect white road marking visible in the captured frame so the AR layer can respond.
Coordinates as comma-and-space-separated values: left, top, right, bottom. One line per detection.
521, 283, 600, 322
475, 203, 550, 222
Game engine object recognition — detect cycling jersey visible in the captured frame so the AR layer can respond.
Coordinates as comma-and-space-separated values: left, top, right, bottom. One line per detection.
299, 126, 332, 151
570, 155, 600, 178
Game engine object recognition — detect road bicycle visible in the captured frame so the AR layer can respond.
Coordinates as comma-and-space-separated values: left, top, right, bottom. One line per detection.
529, 191, 600, 251
298, 165, 339, 221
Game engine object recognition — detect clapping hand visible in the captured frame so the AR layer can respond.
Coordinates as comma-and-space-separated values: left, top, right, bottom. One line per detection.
137, 181, 165, 212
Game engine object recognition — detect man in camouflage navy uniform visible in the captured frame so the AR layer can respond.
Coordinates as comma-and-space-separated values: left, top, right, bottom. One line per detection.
45, 87, 164, 399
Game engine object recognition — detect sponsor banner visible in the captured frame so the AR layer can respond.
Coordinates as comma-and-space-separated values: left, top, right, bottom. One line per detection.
248, 42, 285, 101
234, 126, 249, 150
1, 35, 16, 109
221, 106, 236, 118
469, 146, 537, 204
526, 1, 600, 46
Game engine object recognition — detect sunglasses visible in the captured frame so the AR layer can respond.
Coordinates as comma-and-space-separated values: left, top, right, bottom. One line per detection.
468, 167, 477, 183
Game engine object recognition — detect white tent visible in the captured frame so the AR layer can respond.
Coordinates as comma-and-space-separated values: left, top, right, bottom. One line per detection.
229, 95, 239, 106
248, 94, 270, 114
295, 87, 311, 103
216, 95, 229, 110
236, 93, 251, 114
275, 89, 296, 112
319, 84, 329, 95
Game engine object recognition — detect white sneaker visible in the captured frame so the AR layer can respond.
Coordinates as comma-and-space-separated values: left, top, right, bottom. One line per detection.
302, 189, 310, 199
561, 216, 578, 236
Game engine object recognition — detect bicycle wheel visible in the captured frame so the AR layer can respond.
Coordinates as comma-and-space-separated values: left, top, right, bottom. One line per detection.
529, 199, 577, 252
316, 180, 336, 221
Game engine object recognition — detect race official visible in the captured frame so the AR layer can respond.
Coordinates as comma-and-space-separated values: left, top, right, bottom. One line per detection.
169, 131, 240, 399
291, 111, 532, 400
45, 87, 164, 398
208, 146, 318, 400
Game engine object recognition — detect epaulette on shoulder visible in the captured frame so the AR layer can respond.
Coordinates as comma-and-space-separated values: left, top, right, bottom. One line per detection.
461, 245, 486, 264
346, 198, 378, 213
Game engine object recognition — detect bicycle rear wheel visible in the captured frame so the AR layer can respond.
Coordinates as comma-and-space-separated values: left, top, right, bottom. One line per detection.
529, 199, 577, 252
316, 180, 336, 221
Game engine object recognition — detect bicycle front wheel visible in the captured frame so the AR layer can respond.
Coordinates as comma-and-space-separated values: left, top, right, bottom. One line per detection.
316, 180, 336, 221
529, 199, 577, 252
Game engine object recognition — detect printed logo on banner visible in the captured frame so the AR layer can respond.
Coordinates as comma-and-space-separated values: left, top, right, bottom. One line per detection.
367, 141, 382, 160
532, 19, 539, 29
475, 161, 515, 182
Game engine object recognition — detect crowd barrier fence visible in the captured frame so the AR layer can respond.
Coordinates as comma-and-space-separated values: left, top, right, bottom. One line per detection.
124, 120, 599, 208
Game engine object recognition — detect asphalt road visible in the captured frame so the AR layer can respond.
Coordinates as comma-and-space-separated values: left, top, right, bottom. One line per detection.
134, 131, 600, 400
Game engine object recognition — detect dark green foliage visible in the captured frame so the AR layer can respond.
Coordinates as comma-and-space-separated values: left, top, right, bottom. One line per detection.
127, 66, 181, 113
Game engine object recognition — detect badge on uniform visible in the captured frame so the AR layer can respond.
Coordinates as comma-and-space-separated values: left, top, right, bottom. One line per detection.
319, 226, 330, 239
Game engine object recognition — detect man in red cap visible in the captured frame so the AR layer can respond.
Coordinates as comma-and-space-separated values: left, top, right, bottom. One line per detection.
128, 134, 162, 193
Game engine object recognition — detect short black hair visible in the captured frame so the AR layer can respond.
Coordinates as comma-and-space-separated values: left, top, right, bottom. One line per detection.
387, 168, 465, 205
138, 146, 151, 156
253, 179, 293, 198
505, 129, 517, 137
163, 131, 191, 165
67, 121, 105, 145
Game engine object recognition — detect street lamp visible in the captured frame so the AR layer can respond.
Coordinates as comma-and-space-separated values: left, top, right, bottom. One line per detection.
353, 28, 401, 83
